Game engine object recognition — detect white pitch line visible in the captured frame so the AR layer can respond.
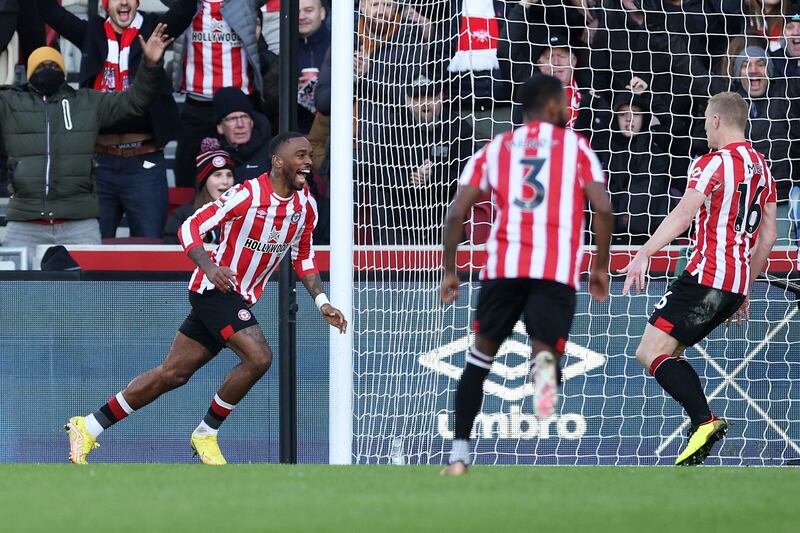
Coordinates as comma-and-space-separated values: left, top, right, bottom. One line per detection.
655, 307, 798, 456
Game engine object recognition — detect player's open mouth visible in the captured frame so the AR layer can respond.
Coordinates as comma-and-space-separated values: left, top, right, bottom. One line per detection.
296, 169, 311, 183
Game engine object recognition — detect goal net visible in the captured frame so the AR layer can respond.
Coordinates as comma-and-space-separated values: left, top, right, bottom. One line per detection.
349, 0, 800, 465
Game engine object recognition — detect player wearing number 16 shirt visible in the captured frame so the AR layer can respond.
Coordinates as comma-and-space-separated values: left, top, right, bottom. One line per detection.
65, 133, 347, 466
439, 75, 613, 475
622, 92, 778, 466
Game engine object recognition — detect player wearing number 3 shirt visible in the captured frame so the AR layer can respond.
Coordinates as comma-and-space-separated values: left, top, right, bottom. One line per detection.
439, 75, 613, 475
623, 92, 778, 466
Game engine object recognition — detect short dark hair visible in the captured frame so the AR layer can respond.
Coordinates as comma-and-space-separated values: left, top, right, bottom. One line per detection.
520, 75, 564, 117
270, 131, 307, 155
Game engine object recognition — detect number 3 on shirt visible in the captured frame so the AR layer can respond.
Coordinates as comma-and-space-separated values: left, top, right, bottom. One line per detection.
734, 182, 766, 234
513, 158, 546, 210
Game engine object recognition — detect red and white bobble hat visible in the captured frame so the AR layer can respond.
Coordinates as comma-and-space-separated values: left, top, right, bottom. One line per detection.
448, 0, 500, 73
195, 138, 235, 190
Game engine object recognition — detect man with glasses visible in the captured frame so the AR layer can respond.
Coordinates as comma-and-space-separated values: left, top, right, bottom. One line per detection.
214, 87, 274, 183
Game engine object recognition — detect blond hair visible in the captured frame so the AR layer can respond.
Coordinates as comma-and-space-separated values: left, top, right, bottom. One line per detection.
707, 92, 749, 131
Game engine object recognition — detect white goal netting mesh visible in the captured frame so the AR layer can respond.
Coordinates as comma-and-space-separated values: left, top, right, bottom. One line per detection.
351, 0, 800, 465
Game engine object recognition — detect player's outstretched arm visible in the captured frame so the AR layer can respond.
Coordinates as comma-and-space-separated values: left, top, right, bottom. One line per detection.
441, 185, 484, 303
621, 188, 706, 295
301, 272, 347, 333
584, 182, 613, 302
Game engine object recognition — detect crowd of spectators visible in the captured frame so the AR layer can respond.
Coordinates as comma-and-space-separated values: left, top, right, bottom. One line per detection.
0, 0, 799, 255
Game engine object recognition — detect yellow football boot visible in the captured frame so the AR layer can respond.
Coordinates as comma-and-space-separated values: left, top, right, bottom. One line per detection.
191, 433, 228, 465
675, 417, 728, 466
65, 416, 100, 464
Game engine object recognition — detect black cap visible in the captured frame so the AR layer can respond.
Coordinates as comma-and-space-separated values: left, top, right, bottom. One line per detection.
41, 245, 80, 271
788, 7, 800, 22
545, 30, 570, 49
405, 73, 443, 97
213, 87, 254, 125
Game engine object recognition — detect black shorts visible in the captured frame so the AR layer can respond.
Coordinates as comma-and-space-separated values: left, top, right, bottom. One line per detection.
178, 290, 259, 354
474, 278, 576, 352
648, 272, 745, 347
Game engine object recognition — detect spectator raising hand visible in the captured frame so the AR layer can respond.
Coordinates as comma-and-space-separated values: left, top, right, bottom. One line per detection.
140, 23, 175, 65
37, 0, 196, 240
627, 76, 649, 94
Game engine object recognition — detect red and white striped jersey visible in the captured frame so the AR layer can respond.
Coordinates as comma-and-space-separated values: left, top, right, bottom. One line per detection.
459, 121, 606, 288
685, 142, 777, 295
179, 174, 319, 305
181, 0, 254, 97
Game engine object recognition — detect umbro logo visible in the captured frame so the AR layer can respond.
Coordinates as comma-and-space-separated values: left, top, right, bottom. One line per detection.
419, 322, 605, 402
255, 209, 268, 219
209, 19, 228, 33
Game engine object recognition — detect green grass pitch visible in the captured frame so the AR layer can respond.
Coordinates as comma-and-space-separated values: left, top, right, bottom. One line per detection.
1, 465, 798, 532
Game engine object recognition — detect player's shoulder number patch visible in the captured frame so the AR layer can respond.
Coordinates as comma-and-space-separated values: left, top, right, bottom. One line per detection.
214, 186, 238, 206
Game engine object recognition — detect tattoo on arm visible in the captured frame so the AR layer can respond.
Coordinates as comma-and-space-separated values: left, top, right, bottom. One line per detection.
188, 246, 215, 272
301, 273, 325, 299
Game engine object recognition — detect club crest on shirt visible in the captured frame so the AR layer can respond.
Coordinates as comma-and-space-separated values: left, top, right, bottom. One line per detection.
290, 212, 302, 224
238, 309, 252, 321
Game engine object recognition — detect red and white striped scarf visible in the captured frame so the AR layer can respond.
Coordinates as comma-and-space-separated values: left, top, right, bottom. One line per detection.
448, 0, 499, 73
565, 81, 582, 128
94, 12, 144, 92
